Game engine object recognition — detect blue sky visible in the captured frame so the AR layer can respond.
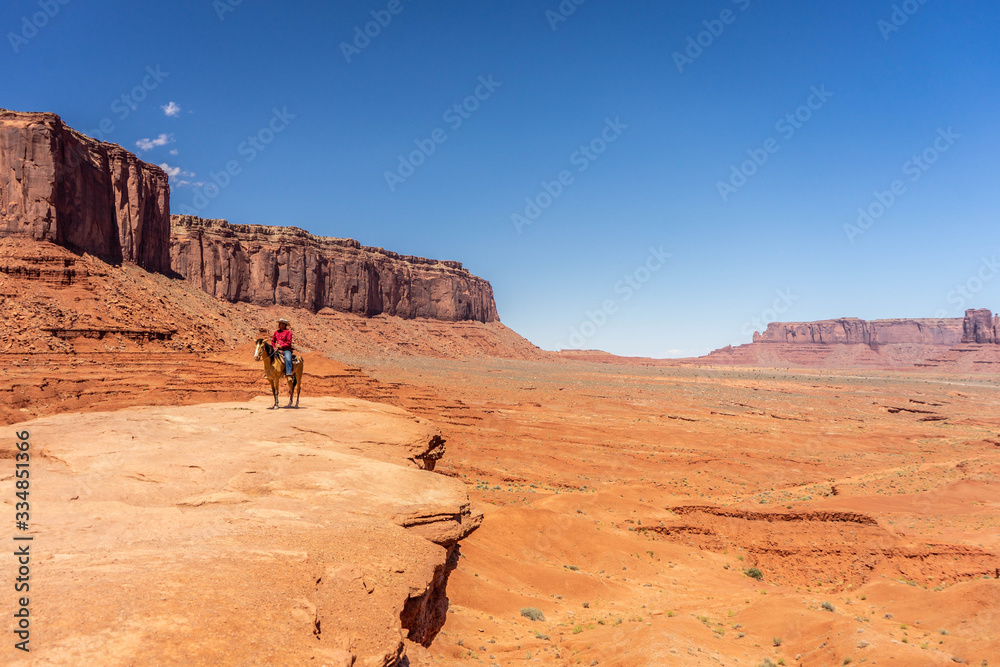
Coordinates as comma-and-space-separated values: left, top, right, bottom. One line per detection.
4, 0, 999, 357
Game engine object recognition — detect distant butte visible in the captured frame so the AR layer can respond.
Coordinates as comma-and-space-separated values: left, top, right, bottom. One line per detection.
752, 316, 963, 346
691, 311, 1000, 370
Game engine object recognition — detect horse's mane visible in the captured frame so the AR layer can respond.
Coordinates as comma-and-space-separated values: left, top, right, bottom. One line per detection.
256, 339, 276, 359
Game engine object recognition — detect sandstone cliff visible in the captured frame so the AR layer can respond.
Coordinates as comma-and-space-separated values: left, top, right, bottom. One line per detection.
0, 110, 170, 272
170, 215, 499, 322
695, 310, 1000, 369
752, 317, 964, 347
0, 110, 501, 324
962, 308, 999, 344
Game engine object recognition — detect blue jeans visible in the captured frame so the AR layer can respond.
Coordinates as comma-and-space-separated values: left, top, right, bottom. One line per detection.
282, 350, 293, 375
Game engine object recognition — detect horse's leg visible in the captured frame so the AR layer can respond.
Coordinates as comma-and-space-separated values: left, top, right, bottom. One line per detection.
269, 365, 280, 409
294, 366, 302, 408
275, 368, 281, 408
262, 360, 276, 409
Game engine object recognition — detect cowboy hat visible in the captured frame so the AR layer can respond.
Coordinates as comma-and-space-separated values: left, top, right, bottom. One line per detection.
277, 318, 290, 325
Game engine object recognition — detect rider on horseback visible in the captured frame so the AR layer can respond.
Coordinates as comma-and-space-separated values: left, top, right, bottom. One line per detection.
272, 318, 295, 377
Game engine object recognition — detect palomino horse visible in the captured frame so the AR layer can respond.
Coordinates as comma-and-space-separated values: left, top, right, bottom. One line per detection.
254, 338, 304, 409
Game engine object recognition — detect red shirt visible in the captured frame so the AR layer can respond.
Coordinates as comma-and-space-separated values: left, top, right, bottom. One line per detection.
272, 329, 293, 350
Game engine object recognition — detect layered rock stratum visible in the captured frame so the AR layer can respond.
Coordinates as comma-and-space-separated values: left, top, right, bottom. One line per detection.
963, 308, 999, 344
0, 110, 171, 273
695, 310, 1000, 369
0, 110, 500, 324
170, 215, 498, 322
751, 317, 964, 346
4, 398, 481, 666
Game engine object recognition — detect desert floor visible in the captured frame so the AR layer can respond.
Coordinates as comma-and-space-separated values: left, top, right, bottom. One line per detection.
4, 347, 999, 666
356, 357, 1000, 667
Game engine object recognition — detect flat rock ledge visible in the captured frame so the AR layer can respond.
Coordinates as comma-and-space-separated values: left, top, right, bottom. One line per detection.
2, 397, 481, 666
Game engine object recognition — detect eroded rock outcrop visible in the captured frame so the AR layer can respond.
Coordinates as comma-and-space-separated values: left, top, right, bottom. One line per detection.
0, 110, 500, 324
697, 311, 1000, 369
962, 308, 999, 344
170, 215, 499, 322
0, 110, 170, 272
5, 397, 481, 666
752, 317, 964, 346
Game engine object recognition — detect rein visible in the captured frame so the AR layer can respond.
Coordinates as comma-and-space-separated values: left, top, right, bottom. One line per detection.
263, 342, 281, 363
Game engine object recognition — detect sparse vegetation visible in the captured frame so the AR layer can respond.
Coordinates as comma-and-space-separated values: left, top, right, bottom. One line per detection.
745, 567, 764, 581
821, 601, 835, 612
520, 607, 545, 622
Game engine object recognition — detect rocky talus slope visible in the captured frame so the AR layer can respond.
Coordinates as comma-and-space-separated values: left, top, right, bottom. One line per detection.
0, 237, 543, 426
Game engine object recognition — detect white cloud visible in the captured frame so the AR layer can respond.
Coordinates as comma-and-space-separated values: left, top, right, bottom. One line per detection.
159, 163, 198, 186
169, 149, 179, 155
162, 101, 181, 117
136, 133, 174, 151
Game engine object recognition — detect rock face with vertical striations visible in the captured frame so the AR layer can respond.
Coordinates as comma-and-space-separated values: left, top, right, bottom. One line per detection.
962, 308, 999, 343
694, 312, 1000, 369
169, 215, 499, 323
0, 110, 171, 273
752, 317, 964, 346
0, 110, 501, 325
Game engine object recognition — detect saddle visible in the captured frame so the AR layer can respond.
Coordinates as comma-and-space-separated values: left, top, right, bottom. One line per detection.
269, 347, 301, 367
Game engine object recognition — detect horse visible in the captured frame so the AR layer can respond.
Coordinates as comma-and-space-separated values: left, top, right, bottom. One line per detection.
254, 338, 304, 409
